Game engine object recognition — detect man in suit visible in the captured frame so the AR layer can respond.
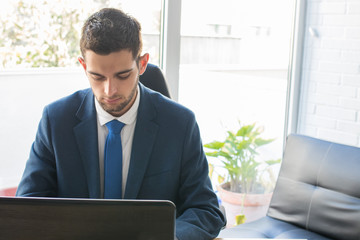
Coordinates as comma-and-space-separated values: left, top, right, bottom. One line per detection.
16, 8, 225, 240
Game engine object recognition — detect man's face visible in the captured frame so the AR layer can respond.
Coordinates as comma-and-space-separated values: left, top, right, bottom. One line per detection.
79, 50, 148, 117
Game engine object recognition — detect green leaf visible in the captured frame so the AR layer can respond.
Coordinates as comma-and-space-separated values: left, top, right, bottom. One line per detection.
218, 151, 231, 159
204, 141, 224, 150
237, 140, 251, 151
254, 138, 274, 146
237, 124, 256, 137
224, 144, 236, 155
227, 131, 236, 141
265, 159, 281, 165
226, 139, 238, 152
236, 126, 247, 137
205, 151, 219, 157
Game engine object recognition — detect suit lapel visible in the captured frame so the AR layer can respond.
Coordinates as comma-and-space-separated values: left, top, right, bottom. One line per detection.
124, 84, 159, 199
73, 90, 101, 198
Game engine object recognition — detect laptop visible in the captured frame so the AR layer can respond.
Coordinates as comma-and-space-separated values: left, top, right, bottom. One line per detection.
0, 196, 176, 240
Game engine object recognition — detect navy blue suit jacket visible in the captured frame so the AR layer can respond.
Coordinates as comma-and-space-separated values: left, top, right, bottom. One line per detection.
16, 83, 225, 239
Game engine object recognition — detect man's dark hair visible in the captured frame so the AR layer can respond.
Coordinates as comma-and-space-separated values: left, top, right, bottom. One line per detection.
80, 8, 142, 60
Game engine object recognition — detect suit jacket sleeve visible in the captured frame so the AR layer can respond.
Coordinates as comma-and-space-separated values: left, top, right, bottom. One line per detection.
175, 113, 226, 240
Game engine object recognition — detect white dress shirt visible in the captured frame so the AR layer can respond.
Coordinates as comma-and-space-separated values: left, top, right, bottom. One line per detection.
94, 86, 140, 198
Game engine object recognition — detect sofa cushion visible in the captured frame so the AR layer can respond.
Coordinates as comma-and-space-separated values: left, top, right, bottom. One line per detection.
268, 134, 360, 240
218, 216, 331, 239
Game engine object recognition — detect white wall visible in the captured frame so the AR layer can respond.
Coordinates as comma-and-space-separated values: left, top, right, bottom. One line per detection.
0, 68, 89, 188
298, 0, 360, 146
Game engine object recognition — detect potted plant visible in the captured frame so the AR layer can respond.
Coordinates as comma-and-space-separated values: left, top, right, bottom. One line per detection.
204, 122, 280, 225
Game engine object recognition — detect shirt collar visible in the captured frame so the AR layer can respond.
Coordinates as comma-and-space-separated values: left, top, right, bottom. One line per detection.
95, 85, 140, 126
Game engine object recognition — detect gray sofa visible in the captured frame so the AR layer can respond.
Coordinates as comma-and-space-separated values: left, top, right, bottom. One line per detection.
218, 134, 360, 240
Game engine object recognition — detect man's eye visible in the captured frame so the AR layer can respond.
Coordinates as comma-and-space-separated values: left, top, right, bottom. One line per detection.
117, 73, 131, 80
92, 76, 105, 81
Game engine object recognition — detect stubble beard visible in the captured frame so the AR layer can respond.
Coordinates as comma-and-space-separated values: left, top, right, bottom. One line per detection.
99, 77, 139, 117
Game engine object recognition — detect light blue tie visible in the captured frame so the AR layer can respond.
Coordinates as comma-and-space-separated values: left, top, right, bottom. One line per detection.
104, 120, 125, 199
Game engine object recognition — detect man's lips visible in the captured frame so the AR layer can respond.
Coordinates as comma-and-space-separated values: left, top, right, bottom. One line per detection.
103, 97, 121, 104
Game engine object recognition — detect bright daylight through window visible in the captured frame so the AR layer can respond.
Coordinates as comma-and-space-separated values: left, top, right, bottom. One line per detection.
179, 0, 294, 226
1, 1, 295, 227
0, 0, 162, 191
0, 0, 161, 69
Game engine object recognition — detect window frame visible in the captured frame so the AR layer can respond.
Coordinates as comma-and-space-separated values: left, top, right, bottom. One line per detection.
283, 0, 306, 143
160, 0, 181, 101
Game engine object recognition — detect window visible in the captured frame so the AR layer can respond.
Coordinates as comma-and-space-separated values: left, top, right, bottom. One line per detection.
179, 0, 295, 224
0, 0, 162, 191
0, 0, 161, 69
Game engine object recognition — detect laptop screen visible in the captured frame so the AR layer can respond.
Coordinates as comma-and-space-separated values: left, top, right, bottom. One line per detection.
0, 197, 175, 240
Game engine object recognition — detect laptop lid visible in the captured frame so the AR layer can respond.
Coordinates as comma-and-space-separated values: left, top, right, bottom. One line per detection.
0, 197, 176, 240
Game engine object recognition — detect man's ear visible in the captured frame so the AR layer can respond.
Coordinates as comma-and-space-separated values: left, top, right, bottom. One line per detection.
78, 56, 86, 70
138, 53, 149, 75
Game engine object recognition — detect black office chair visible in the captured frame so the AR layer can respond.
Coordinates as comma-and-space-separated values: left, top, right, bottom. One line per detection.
139, 63, 171, 98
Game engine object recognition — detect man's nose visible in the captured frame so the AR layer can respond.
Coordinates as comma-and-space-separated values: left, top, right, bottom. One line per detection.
104, 78, 117, 96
